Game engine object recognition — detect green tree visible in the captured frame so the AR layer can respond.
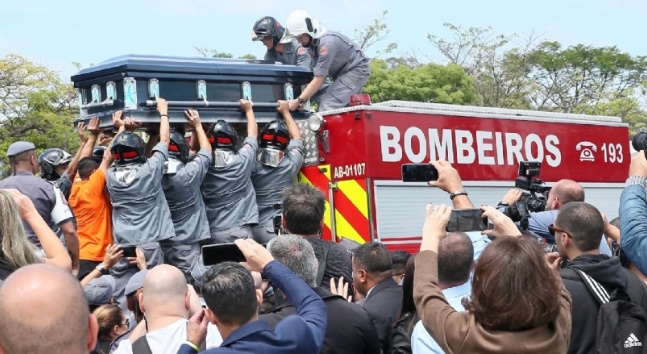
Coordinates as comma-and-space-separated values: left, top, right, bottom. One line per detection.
0, 54, 79, 161
364, 59, 475, 104
239, 54, 258, 60
195, 47, 234, 58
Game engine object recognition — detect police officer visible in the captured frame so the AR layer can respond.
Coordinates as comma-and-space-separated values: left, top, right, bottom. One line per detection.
145, 109, 213, 275
105, 102, 173, 308
251, 100, 305, 243
252, 16, 312, 69
281, 9, 371, 112
202, 99, 259, 243
0, 141, 80, 273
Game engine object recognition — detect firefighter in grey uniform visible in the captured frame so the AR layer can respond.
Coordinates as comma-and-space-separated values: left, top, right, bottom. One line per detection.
252, 16, 311, 69
105, 103, 173, 309
202, 99, 259, 243
281, 9, 371, 112
251, 100, 305, 243
147, 109, 213, 275
0, 141, 79, 272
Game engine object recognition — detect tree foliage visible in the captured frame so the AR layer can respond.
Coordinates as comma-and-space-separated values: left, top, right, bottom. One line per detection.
364, 59, 475, 104
0, 54, 79, 161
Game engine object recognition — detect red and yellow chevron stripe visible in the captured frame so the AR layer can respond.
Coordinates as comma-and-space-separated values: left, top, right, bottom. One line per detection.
298, 165, 370, 245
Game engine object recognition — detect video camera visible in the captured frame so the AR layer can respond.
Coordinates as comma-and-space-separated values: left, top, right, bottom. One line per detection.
501, 161, 552, 230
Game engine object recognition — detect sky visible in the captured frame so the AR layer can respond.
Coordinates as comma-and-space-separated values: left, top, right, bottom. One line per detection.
1, 0, 646, 82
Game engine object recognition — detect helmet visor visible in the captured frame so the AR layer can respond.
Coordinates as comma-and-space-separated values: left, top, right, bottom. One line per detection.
257, 148, 285, 168
213, 150, 234, 168
280, 28, 298, 44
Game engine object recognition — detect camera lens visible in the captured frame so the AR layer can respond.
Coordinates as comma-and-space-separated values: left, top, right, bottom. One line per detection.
632, 132, 647, 152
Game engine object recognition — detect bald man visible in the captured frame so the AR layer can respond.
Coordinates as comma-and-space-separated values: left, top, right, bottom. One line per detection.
113, 265, 222, 354
499, 179, 609, 252
0, 264, 98, 354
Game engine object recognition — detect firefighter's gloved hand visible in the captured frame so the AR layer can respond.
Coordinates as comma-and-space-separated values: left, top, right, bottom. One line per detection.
427, 160, 464, 193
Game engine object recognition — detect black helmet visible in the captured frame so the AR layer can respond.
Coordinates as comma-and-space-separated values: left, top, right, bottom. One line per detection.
110, 132, 146, 165
169, 129, 189, 164
259, 120, 290, 151
252, 16, 285, 48
208, 120, 238, 151
38, 148, 73, 180
92, 146, 107, 163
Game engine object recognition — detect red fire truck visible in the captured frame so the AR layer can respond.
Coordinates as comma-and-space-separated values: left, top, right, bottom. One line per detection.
302, 99, 630, 253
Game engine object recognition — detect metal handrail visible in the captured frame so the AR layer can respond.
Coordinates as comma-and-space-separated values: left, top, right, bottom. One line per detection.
142, 100, 280, 109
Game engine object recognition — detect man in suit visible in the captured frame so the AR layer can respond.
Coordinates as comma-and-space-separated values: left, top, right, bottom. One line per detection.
178, 239, 326, 354
352, 242, 403, 353
260, 234, 380, 354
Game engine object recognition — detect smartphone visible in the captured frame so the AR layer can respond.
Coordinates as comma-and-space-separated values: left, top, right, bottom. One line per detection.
202, 243, 247, 266
446, 209, 488, 232
401, 163, 439, 182
121, 246, 138, 258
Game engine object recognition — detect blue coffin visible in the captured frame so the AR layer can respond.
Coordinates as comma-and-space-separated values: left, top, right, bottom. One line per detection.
71, 54, 314, 128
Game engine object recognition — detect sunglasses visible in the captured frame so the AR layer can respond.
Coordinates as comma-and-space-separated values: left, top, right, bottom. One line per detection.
548, 224, 569, 238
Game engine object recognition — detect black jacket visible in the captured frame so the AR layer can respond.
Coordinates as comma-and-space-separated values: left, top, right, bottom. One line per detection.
363, 277, 403, 354
260, 287, 381, 354
560, 254, 647, 354
388, 312, 415, 354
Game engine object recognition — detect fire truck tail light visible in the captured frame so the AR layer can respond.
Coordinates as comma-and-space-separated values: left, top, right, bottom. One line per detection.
308, 113, 324, 132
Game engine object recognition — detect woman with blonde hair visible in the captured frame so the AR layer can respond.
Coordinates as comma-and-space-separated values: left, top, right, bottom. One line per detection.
0, 188, 71, 282
93, 304, 129, 354
414, 204, 572, 353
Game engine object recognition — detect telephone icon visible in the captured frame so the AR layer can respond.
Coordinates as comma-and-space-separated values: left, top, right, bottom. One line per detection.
576, 141, 597, 162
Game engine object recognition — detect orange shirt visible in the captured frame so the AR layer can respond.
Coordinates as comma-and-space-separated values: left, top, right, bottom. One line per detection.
69, 169, 112, 262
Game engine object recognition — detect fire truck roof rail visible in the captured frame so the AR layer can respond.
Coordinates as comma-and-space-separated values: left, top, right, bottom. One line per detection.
321, 100, 627, 126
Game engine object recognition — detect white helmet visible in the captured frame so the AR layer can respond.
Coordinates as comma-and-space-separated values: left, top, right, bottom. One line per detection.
280, 10, 326, 43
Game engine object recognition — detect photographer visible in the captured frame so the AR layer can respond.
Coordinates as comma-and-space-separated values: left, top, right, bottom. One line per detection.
498, 180, 612, 255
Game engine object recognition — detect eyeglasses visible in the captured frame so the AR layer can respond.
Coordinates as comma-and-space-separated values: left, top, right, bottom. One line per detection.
548, 224, 569, 238
121, 318, 130, 327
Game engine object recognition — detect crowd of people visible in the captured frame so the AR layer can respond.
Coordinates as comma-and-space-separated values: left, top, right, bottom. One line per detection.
1, 8, 647, 354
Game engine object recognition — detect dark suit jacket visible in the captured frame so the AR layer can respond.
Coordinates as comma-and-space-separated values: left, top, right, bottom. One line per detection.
177, 260, 327, 354
362, 277, 403, 354
261, 287, 381, 354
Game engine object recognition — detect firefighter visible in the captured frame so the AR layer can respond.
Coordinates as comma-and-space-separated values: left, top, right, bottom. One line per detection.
252, 16, 311, 70
145, 109, 213, 276
202, 99, 259, 243
105, 102, 172, 308
251, 100, 305, 243
281, 9, 371, 112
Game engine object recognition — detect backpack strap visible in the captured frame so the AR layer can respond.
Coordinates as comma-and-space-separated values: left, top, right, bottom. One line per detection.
316, 241, 332, 287
131, 335, 153, 354
572, 268, 610, 305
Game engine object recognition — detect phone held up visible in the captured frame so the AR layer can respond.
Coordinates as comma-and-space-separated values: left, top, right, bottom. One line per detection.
201, 242, 268, 267
401, 163, 439, 182
445, 208, 488, 232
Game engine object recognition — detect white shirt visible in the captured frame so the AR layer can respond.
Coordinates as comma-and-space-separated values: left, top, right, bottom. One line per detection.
411, 281, 472, 354
113, 319, 222, 354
